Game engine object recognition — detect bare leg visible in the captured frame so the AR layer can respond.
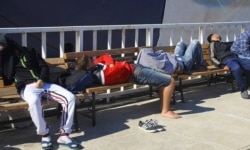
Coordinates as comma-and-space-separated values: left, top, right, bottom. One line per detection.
160, 78, 181, 119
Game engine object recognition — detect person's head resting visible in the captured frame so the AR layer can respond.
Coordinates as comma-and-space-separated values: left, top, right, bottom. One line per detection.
75, 54, 93, 70
207, 33, 222, 43
0, 33, 7, 52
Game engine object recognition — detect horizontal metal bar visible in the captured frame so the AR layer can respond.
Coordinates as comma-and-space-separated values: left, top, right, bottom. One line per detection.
0, 22, 249, 33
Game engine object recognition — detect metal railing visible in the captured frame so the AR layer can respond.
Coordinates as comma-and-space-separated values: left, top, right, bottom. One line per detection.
0, 21, 249, 58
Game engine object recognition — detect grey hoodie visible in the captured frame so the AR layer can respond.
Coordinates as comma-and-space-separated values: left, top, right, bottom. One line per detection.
136, 48, 177, 75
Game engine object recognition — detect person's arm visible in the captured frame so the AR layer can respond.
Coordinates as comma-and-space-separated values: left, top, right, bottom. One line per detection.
209, 43, 221, 67
231, 31, 250, 57
241, 33, 250, 57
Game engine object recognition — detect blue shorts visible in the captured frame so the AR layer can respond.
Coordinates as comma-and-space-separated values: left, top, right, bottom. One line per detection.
132, 64, 172, 87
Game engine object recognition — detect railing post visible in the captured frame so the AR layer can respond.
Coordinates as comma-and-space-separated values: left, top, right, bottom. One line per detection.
41, 32, 46, 58
146, 28, 153, 46
180, 27, 184, 42
121, 29, 126, 48
93, 30, 97, 51
198, 26, 204, 44
190, 27, 194, 42
241, 24, 245, 33
107, 30, 112, 50
169, 29, 174, 46
226, 26, 229, 42
59, 31, 64, 57
21, 32, 27, 47
75, 31, 83, 52
134, 29, 139, 47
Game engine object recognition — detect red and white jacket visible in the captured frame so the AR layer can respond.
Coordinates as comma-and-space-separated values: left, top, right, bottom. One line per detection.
93, 54, 134, 85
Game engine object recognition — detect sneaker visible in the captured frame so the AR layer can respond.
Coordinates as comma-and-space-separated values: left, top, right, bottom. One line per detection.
138, 120, 157, 133
241, 90, 249, 99
149, 119, 165, 132
57, 133, 80, 149
41, 133, 53, 150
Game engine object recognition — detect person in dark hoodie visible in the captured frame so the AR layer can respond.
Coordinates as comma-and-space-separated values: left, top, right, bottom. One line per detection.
0, 33, 79, 150
207, 33, 250, 99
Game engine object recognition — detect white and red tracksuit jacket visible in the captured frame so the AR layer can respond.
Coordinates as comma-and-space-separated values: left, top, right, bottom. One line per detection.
93, 54, 134, 85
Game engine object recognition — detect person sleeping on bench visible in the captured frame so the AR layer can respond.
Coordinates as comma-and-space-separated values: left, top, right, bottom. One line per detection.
0, 33, 80, 150
67, 54, 181, 119
137, 40, 207, 75
207, 33, 250, 99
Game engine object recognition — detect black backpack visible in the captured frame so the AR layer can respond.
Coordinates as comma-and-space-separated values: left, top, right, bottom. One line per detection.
58, 70, 94, 94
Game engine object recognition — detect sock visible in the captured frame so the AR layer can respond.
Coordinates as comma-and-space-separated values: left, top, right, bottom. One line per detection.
41, 133, 51, 142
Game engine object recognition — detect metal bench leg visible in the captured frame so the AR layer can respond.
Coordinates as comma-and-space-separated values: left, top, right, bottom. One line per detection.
179, 78, 185, 103
149, 86, 153, 97
208, 74, 213, 86
230, 72, 235, 92
73, 106, 79, 132
171, 90, 176, 105
91, 92, 96, 126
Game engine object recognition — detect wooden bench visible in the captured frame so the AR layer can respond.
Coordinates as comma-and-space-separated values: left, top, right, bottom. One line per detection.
0, 58, 85, 129
1, 44, 231, 128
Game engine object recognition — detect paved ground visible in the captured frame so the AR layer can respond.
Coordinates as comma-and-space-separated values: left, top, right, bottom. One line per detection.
1, 82, 250, 150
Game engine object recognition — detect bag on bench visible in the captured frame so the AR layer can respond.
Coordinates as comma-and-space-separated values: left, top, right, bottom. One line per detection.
58, 70, 94, 94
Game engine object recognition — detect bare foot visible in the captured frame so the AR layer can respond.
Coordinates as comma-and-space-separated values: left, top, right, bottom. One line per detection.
161, 111, 181, 119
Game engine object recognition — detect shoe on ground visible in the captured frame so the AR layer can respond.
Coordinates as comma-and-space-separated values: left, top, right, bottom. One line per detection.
149, 119, 165, 132
138, 120, 157, 133
241, 90, 249, 99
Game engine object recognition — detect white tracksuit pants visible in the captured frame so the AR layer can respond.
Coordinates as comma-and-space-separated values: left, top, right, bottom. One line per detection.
21, 82, 76, 135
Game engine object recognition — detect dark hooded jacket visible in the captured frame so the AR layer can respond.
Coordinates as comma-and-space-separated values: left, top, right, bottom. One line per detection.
0, 34, 49, 93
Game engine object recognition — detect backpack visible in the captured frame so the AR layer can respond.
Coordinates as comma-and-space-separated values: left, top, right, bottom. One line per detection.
59, 70, 94, 94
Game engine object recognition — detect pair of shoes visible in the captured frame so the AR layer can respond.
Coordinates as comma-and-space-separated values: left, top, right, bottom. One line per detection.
138, 119, 165, 133
57, 134, 81, 149
241, 90, 249, 99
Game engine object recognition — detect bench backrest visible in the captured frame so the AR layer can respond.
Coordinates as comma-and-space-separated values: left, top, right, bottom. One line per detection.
64, 44, 211, 69
64, 47, 140, 69
0, 58, 67, 88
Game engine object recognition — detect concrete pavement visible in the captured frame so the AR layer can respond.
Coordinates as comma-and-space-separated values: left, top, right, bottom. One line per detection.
1, 82, 250, 150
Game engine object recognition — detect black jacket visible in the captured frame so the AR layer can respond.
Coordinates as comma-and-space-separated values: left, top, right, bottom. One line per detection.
0, 35, 49, 93
210, 41, 236, 67
214, 41, 236, 62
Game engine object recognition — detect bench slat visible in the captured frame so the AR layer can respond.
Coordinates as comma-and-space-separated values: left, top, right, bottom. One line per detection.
45, 58, 65, 66
86, 82, 134, 93
64, 48, 139, 60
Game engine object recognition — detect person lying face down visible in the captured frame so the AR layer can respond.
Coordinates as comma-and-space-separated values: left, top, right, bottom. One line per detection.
207, 33, 250, 99
74, 54, 181, 119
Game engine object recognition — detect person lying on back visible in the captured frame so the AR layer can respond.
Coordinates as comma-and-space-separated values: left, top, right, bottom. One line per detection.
137, 40, 206, 75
